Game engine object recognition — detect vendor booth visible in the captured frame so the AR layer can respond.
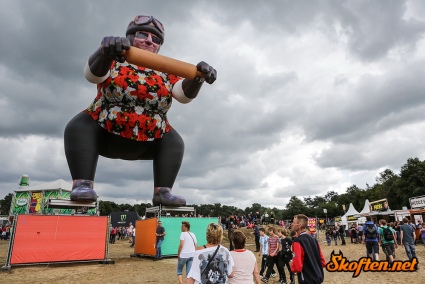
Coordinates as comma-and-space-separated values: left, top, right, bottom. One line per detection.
9, 179, 98, 216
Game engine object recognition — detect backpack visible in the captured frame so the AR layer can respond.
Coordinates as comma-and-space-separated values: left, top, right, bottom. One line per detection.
365, 224, 377, 239
382, 226, 394, 241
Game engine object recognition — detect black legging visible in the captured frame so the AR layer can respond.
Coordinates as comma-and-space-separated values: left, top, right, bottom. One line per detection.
64, 112, 184, 187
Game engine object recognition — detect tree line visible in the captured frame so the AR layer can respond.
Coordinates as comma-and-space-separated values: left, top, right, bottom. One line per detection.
1, 157, 424, 220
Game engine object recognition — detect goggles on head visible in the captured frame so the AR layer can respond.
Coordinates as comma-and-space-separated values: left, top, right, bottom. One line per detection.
133, 15, 164, 33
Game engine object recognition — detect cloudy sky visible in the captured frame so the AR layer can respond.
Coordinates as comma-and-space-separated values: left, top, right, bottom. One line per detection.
1, 0, 425, 210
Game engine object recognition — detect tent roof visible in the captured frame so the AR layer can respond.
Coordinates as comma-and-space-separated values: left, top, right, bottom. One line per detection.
15, 179, 72, 192
342, 203, 360, 217
359, 199, 371, 214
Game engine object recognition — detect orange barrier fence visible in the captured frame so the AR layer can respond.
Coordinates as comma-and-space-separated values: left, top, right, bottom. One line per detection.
6, 215, 109, 266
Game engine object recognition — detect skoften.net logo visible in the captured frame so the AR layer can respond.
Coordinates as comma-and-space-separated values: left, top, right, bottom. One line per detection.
326, 251, 418, 277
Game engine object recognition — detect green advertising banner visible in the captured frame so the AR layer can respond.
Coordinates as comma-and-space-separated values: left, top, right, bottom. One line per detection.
12, 192, 30, 214
160, 217, 217, 256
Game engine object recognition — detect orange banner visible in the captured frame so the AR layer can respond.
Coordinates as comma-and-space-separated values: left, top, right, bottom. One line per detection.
11, 215, 108, 264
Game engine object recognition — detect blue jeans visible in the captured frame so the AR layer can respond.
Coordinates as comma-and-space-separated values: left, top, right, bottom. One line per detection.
177, 257, 193, 275
155, 239, 163, 258
403, 242, 416, 261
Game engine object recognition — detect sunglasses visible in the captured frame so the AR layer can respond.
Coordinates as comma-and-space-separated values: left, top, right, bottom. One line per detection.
134, 15, 164, 33
135, 31, 162, 44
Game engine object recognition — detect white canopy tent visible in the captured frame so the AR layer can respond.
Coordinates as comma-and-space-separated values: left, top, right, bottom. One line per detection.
341, 203, 360, 228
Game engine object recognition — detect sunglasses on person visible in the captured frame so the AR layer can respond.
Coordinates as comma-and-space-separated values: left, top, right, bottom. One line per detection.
134, 15, 164, 33
135, 31, 162, 45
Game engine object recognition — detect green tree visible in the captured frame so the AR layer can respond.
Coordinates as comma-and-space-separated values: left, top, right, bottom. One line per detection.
0, 193, 13, 215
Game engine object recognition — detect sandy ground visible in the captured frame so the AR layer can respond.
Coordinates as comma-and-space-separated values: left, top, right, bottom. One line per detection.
0, 228, 424, 284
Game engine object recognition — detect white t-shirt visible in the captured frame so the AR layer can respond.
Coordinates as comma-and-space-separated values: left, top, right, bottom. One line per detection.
229, 250, 256, 284
179, 231, 197, 258
187, 245, 234, 284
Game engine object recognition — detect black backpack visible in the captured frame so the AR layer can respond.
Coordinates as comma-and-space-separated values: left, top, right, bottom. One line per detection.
382, 226, 394, 241
365, 224, 377, 239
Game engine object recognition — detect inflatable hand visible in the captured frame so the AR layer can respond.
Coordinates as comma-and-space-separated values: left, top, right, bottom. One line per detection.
196, 61, 217, 84
100, 36, 131, 63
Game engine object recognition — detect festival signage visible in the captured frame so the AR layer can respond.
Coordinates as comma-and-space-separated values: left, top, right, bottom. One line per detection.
308, 217, 316, 228
11, 192, 30, 214
29, 191, 43, 213
409, 195, 425, 209
369, 198, 389, 212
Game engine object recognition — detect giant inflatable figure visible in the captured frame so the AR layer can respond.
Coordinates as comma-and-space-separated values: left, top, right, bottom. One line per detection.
64, 15, 217, 206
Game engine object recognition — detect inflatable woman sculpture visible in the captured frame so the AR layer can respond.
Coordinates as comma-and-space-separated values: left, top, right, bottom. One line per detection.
64, 15, 217, 206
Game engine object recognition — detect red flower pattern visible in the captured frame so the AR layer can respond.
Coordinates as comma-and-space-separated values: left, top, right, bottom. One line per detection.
84, 62, 181, 141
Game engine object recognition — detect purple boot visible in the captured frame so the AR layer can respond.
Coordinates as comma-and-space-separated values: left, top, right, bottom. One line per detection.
70, 180, 97, 202
152, 187, 186, 206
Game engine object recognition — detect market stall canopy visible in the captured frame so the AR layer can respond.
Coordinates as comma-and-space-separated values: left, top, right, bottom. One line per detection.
342, 203, 360, 217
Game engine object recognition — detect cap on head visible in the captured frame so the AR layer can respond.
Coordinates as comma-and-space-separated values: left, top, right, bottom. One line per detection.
126, 15, 164, 45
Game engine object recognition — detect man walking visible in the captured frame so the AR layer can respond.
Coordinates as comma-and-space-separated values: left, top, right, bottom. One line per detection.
362, 216, 380, 261
400, 217, 417, 261
155, 220, 166, 260
378, 219, 397, 267
290, 214, 326, 284
177, 221, 197, 284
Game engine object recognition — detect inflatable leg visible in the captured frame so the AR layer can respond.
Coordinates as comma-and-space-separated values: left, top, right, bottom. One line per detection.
64, 113, 101, 202
152, 187, 186, 206
70, 179, 97, 201
152, 129, 185, 206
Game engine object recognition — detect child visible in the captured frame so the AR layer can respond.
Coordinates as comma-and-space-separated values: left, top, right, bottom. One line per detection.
277, 229, 294, 284
325, 229, 332, 246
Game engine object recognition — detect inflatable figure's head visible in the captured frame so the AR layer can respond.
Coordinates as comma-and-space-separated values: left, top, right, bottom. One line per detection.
126, 15, 164, 50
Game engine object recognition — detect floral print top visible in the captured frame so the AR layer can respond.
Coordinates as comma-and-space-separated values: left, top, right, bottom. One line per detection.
84, 61, 182, 141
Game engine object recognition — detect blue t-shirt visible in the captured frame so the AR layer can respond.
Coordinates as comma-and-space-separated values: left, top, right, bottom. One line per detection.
260, 235, 269, 255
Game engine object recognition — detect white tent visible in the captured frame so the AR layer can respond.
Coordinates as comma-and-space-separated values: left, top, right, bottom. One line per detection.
359, 199, 371, 215
341, 203, 360, 228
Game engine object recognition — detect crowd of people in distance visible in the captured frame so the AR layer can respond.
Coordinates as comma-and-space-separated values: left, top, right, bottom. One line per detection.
103, 211, 425, 284
109, 222, 135, 246
0, 225, 11, 241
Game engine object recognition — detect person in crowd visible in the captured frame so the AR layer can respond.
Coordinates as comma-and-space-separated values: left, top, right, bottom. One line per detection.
228, 222, 236, 251
261, 227, 283, 283
187, 223, 234, 284
325, 229, 331, 246
253, 222, 260, 252
128, 222, 134, 244
177, 221, 197, 284
64, 14, 216, 205
110, 226, 117, 244
229, 230, 261, 284
270, 212, 275, 225
277, 229, 294, 284
130, 225, 136, 247
258, 227, 276, 280
332, 226, 338, 245
357, 223, 363, 244
399, 217, 417, 261
290, 214, 326, 284
362, 216, 380, 261
155, 220, 166, 260
394, 220, 402, 245
378, 219, 397, 267
350, 223, 358, 244
337, 222, 346, 245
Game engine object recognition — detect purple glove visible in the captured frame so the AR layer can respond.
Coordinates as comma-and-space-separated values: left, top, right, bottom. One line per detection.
195, 61, 217, 84
100, 36, 131, 63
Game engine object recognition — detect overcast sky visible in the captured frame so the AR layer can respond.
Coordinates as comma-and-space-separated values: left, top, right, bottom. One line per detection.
1, 0, 425, 210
